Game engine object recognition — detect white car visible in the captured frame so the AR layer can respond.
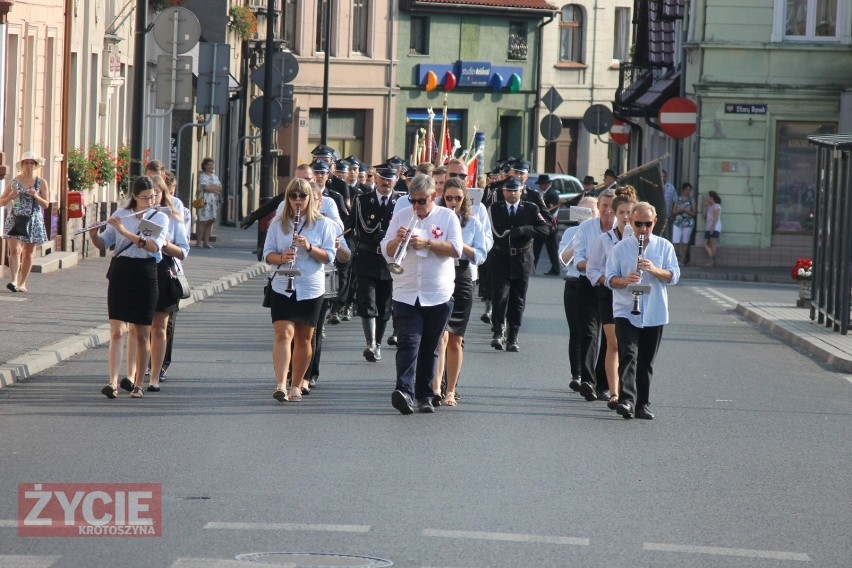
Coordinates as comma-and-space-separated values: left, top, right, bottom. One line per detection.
528, 172, 583, 226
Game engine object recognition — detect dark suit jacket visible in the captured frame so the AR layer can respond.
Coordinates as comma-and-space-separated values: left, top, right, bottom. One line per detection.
488, 200, 550, 279
346, 191, 398, 280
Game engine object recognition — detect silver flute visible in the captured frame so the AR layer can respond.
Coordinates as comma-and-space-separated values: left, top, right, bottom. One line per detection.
73, 207, 165, 235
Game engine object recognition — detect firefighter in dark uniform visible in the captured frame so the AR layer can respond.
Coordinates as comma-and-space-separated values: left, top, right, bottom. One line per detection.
488, 177, 550, 352
479, 162, 510, 324
387, 155, 409, 195
345, 165, 398, 363
326, 159, 360, 324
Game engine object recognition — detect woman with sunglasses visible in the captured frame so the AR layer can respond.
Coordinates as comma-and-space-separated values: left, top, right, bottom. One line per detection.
585, 186, 637, 410
89, 177, 170, 399
433, 177, 489, 406
263, 178, 337, 402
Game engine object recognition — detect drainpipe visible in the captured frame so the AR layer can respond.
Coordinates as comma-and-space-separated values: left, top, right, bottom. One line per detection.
60, 0, 73, 250
534, 12, 555, 169
0, 1, 10, 264
384, 0, 397, 157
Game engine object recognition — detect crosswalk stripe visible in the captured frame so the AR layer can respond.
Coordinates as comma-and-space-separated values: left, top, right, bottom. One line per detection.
171, 560, 253, 568
0, 556, 61, 568
204, 521, 370, 533
423, 528, 589, 546
643, 542, 810, 561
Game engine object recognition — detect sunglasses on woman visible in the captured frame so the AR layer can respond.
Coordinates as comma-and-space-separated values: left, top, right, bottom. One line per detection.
443, 195, 464, 203
288, 192, 309, 200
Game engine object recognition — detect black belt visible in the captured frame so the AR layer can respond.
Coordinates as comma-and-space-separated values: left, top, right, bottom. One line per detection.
456, 259, 470, 269
564, 276, 579, 282
494, 242, 533, 256
357, 243, 383, 254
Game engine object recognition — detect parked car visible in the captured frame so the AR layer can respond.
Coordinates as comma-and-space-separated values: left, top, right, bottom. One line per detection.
528, 172, 583, 226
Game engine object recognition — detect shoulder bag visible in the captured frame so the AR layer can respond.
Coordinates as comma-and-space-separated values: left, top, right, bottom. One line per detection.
169, 259, 191, 300
7, 178, 39, 238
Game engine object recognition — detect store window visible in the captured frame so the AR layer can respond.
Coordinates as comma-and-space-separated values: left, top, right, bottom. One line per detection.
559, 5, 584, 63
773, 121, 837, 234
308, 110, 365, 160
773, 0, 850, 43
410, 16, 429, 55
404, 109, 464, 164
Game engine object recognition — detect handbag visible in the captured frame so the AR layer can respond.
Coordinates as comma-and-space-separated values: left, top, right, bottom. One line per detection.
192, 192, 205, 209
262, 264, 280, 308
7, 214, 30, 238
169, 261, 191, 300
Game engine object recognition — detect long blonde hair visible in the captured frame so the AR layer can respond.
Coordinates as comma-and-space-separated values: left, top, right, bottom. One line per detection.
150, 175, 181, 220
280, 178, 320, 233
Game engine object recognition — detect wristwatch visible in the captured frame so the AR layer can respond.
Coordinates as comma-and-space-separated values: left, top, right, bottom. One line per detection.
137, 236, 148, 248
425, 239, 432, 251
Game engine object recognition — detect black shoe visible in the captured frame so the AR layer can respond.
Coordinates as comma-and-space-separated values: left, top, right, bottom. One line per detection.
391, 390, 414, 415
636, 405, 655, 420
387, 335, 398, 346
374, 345, 382, 362
101, 385, 118, 399
597, 389, 611, 401
363, 346, 377, 363
146, 384, 160, 393
506, 339, 519, 352
616, 401, 634, 419
579, 382, 598, 401
418, 398, 435, 413
568, 378, 581, 392
308, 376, 318, 388
341, 307, 353, 321
272, 389, 287, 402
432, 393, 444, 407
490, 337, 504, 350
327, 313, 341, 325
301, 387, 311, 396
480, 311, 492, 324
119, 377, 134, 392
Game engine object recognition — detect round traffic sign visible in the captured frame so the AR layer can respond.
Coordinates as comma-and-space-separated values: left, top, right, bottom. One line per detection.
249, 98, 284, 130
658, 97, 697, 139
610, 119, 630, 145
582, 104, 614, 135
152, 7, 201, 55
539, 114, 563, 141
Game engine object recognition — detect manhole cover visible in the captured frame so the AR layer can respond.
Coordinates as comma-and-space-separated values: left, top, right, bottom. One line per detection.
235, 552, 393, 567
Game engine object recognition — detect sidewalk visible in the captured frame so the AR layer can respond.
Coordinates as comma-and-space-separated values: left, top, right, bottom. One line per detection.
0, 224, 267, 386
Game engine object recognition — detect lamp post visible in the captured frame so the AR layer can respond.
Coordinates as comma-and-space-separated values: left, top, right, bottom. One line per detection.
259, 0, 277, 199
320, 0, 332, 144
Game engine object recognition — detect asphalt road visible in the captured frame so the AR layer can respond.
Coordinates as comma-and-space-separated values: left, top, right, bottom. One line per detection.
0, 274, 850, 568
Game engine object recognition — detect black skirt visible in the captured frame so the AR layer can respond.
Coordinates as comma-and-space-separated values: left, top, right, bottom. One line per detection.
155, 257, 180, 314
270, 289, 323, 325
446, 263, 473, 336
107, 257, 158, 325
595, 285, 614, 325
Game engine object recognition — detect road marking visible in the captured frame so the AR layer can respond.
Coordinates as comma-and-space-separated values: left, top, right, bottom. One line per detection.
643, 542, 810, 561
0, 556, 61, 568
695, 287, 738, 309
423, 528, 589, 546
172, 560, 253, 568
0, 520, 19, 527
844, 376, 852, 386
0, 296, 27, 302
204, 521, 370, 533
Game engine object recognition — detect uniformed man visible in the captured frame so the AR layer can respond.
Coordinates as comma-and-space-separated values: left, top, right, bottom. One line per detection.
533, 174, 562, 275
567, 175, 599, 207
312, 144, 351, 218
345, 165, 398, 362
387, 155, 409, 194
487, 177, 550, 352
603, 168, 619, 191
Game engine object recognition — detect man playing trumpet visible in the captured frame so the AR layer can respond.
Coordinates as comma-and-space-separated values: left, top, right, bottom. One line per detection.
605, 202, 679, 420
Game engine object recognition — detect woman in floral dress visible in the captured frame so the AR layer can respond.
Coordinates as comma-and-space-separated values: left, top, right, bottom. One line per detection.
196, 157, 221, 248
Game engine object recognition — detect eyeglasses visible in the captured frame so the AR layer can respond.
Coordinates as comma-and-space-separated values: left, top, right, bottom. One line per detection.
137, 194, 157, 201
448, 172, 467, 179
443, 195, 464, 203
633, 221, 654, 228
288, 192, 309, 200
410, 197, 429, 206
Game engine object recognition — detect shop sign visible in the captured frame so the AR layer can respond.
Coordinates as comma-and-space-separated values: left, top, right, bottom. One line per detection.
457, 61, 491, 87
725, 103, 767, 115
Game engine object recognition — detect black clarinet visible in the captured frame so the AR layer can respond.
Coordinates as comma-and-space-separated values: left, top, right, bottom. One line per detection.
285, 205, 302, 293
630, 233, 646, 315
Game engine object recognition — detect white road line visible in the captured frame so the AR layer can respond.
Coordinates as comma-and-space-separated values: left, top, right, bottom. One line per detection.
204, 521, 370, 533
423, 528, 589, 546
0, 556, 61, 568
172, 560, 254, 568
705, 287, 740, 306
844, 376, 852, 386
0, 296, 27, 302
643, 542, 810, 561
0, 520, 19, 527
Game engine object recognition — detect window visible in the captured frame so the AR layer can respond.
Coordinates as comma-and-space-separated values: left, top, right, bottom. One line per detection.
773, 0, 850, 42
316, 0, 331, 53
410, 16, 429, 55
352, 0, 369, 53
613, 7, 631, 61
559, 5, 584, 63
281, 0, 297, 52
773, 121, 836, 234
508, 21, 528, 60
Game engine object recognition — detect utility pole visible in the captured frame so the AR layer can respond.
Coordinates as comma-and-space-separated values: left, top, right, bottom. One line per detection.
320, 0, 332, 144
259, 0, 276, 199
130, 0, 147, 178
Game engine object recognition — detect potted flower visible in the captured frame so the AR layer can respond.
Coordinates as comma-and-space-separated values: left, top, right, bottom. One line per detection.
229, 5, 258, 40
88, 144, 117, 187
115, 144, 131, 197
791, 257, 813, 307
67, 147, 96, 191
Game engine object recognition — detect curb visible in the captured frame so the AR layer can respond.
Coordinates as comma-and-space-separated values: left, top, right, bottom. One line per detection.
735, 303, 852, 373
0, 262, 269, 388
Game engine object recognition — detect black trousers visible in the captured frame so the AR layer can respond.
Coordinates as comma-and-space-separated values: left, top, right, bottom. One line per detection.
162, 311, 176, 372
577, 275, 607, 389
562, 278, 582, 380
478, 255, 492, 300
533, 230, 559, 271
307, 298, 332, 381
356, 275, 393, 320
393, 299, 453, 401
491, 273, 529, 330
614, 318, 663, 408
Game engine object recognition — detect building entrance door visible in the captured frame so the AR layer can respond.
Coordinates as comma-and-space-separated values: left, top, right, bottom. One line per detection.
544, 119, 578, 174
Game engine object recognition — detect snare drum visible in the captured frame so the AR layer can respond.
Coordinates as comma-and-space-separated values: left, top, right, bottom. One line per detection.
324, 265, 339, 298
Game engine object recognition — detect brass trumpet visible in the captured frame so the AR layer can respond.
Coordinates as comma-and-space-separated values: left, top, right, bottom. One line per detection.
388, 215, 419, 275
628, 233, 651, 315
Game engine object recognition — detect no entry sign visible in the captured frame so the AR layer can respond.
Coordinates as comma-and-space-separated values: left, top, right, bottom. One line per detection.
658, 97, 697, 139
610, 119, 630, 145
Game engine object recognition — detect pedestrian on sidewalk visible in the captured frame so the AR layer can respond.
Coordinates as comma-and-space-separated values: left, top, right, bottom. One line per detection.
196, 158, 221, 249
703, 191, 722, 267
1, 151, 50, 293
89, 176, 170, 399
672, 182, 696, 265
263, 178, 337, 403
